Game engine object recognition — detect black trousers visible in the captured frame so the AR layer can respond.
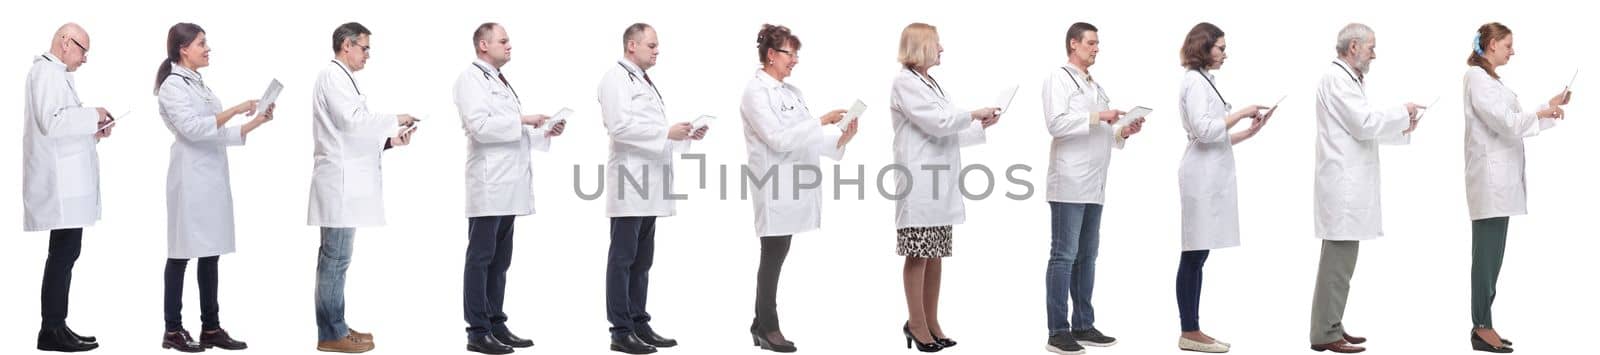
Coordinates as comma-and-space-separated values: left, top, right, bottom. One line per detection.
164, 256, 220, 332
606, 216, 657, 337
464, 215, 517, 338
41, 228, 83, 328
753, 235, 792, 332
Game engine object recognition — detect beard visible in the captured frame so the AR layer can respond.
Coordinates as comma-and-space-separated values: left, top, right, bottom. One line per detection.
1355, 57, 1373, 75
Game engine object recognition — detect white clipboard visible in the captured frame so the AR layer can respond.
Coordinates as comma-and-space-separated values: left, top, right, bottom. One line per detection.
1414, 97, 1440, 121
542, 107, 573, 131
838, 99, 867, 131
1122, 106, 1153, 123
98, 109, 129, 131
254, 79, 283, 117
995, 85, 1019, 115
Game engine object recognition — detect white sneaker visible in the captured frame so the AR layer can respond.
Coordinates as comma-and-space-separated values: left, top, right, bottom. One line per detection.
1178, 336, 1230, 353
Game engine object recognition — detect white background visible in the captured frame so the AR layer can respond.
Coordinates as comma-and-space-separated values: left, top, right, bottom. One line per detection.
2, 0, 1595, 354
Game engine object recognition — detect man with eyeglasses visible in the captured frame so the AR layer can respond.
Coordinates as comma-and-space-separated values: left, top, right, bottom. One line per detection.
24, 22, 110, 353
306, 21, 420, 353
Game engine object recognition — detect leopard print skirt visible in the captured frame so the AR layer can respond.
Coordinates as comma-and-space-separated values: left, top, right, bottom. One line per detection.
896, 226, 953, 258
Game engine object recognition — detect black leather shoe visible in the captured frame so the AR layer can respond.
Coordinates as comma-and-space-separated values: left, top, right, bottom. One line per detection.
492, 329, 535, 348
467, 334, 514, 355
635, 326, 677, 348
199, 329, 247, 350
161, 329, 205, 353
37, 327, 99, 352
610, 333, 658, 354
65, 326, 97, 344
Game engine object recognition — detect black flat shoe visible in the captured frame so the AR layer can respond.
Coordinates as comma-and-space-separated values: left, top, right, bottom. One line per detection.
200, 329, 247, 350
635, 327, 677, 348
161, 329, 205, 353
1471, 332, 1513, 353
493, 329, 535, 348
38, 327, 99, 352
902, 322, 943, 353
610, 333, 657, 354
468, 334, 514, 355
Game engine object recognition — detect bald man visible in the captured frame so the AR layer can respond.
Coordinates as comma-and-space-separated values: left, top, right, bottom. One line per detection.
24, 23, 111, 353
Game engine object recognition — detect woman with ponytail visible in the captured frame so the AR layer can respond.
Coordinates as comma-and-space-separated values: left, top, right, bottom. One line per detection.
153, 22, 274, 353
1461, 22, 1572, 353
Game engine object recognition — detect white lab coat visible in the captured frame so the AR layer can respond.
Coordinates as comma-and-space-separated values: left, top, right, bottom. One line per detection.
740, 71, 846, 237
1463, 66, 1550, 220
307, 60, 396, 228
1177, 70, 1240, 251
454, 59, 550, 218
890, 68, 987, 229
1041, 64, 1127, 205
158, 65, 244, 259
597, 59, 677, 218
22, 53, 101, 232
1314, 60, 1412, 241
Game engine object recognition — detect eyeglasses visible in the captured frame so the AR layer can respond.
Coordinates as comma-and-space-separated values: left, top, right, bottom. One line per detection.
69, 38, 89, 54
775, 48, 797, 57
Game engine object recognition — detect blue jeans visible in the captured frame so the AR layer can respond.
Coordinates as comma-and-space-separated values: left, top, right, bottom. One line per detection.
1046, 202, 1102, 335
607, 216, 656, 337
464, 215, 516, 339
316, 227, 356, 341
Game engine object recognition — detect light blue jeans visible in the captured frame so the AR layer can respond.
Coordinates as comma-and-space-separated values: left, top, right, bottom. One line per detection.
316, 227, 356, 341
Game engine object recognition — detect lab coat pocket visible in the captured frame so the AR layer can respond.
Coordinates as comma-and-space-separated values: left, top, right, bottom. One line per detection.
346, 157, 382, 198
1486, 158, 1512, 203
483, 153, 518, 205
56, 147, 96, 198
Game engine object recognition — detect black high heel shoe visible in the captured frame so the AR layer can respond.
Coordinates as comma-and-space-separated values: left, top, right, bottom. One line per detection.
1471, 331, 1513, 353
902, 322, 943, 353
751, 328, 796, 353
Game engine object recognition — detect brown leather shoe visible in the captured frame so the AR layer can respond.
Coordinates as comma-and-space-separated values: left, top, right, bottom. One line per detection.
317, 334, 375, 353
1311, 339, 1366, 353
1342, 333, 1367, 345
347, 329, 373, 342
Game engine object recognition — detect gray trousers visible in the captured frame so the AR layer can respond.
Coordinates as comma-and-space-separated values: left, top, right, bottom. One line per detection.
1309, 240, 1360, 344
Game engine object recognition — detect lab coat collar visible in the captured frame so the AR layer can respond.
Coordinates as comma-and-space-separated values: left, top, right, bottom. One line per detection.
170, 62, 202, 82
472, 58, 501, 78
756, 69, 786, 89
37, 53, 65, 68
1064, 61, 1090, 81
1332, 58, 1363, 84
331, 58, 356, 74
618, 57, 645, 77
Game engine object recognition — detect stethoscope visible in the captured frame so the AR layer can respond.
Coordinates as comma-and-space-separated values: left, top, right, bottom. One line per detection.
473, 62, 519, 103
331, 60, 362, 95
1060, 66, 1111, 104
908, 67, 946, 98
40, 55, 78, 95
619, 61, 663, 102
